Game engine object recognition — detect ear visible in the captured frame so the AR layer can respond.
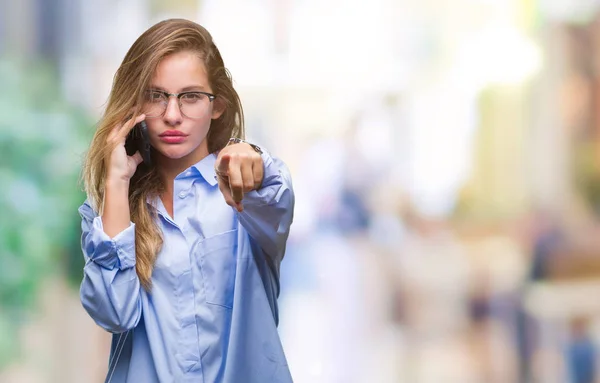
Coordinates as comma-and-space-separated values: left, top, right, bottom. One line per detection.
211, 97, 225, 120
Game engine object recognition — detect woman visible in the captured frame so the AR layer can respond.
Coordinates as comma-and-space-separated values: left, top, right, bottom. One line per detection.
79, 18, 294, 383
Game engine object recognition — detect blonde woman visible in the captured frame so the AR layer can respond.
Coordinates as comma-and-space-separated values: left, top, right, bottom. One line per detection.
79, 19, 294, 383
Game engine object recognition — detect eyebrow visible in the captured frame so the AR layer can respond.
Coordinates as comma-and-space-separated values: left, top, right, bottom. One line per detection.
149, 85, 208, 92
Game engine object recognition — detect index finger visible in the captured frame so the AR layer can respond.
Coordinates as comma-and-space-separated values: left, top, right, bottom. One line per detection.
117, 114, 146, 141
216, 153, 231, 176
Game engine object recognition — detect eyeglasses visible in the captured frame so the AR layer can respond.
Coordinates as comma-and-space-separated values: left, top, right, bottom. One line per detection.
142, 90, 216, 119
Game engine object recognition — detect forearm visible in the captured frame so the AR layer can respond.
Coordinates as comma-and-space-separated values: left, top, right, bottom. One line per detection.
79, 200, 141, 332
81, 264, 142, 333
239, 153, 295, 259
102, 177, 132, 238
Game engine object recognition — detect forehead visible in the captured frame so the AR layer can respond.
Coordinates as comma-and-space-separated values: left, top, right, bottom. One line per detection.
151, 51, 209, 90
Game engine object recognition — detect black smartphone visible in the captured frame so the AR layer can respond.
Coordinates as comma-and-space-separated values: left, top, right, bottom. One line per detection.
125, 120, 152, 166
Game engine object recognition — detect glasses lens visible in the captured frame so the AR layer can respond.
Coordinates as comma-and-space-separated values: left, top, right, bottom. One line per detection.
143, 91, 167, 118
180, 92, 211, 119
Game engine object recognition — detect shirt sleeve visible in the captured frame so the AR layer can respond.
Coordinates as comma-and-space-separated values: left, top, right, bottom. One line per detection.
237, 151, 295, 263
78, 200, 142, 333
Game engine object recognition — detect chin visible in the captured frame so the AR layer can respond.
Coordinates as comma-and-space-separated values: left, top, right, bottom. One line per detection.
156, 147, 194, 160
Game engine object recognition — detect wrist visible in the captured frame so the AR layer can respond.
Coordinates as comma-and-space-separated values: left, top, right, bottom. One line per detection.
227, 137, 263, 154
106, 175, 131, 189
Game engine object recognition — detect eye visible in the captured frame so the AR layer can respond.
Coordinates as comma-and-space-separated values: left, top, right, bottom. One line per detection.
145, 91, 166, 103
180, 92, 205, 104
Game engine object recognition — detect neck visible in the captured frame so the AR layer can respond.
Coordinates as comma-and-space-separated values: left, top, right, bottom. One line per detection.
158, 153, 210, 190
157, 160, 188, 186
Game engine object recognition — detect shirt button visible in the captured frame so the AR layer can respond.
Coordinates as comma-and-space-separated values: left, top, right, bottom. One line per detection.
178, 190, 188, 198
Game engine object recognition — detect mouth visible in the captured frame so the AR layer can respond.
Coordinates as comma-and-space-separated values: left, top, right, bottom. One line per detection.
159, 130, 188, 144
159, 130, 188, 137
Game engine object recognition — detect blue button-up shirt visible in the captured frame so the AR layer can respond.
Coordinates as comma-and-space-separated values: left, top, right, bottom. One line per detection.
79, 152, 294, 383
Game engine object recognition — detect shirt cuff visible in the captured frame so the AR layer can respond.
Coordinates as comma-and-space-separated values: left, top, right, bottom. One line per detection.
243, 151, 286, 207
86, 217, 136, 270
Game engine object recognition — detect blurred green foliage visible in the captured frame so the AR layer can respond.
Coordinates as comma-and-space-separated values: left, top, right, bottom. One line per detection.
0, 58, 93, 367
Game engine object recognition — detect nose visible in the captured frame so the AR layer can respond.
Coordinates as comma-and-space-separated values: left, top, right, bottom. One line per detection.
163, 96, 183, 125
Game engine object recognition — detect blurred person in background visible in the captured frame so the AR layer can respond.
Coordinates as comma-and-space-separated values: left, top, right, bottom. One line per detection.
566, 317, 596, 383
78, 19, 294, 383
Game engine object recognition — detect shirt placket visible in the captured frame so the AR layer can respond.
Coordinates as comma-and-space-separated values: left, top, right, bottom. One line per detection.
174, 176, 203, 375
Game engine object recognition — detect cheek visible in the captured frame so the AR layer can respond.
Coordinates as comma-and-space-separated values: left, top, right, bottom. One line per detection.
145, 123, 162, 145
185, 106, 213, 137
192, 113, 213, 135
145, 120, 161, 135
201, 109, 214, 124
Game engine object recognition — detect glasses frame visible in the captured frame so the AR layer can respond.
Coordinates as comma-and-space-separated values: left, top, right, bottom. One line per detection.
143, 89, 216, 119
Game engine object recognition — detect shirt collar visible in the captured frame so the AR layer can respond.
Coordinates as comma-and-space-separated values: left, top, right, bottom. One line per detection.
146, 153, 219, 205
191, 153, 218, 187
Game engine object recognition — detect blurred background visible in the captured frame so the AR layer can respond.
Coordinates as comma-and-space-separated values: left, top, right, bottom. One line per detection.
4, 0, 600, 382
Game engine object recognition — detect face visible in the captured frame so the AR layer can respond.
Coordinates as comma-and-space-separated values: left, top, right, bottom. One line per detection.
144, 50, 223, 169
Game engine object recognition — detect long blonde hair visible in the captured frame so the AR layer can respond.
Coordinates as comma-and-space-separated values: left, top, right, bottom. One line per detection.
82, 19, 244, 290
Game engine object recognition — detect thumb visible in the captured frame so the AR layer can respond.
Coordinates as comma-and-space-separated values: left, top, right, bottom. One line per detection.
131, 151, 144, 166
216, 153, 231, 175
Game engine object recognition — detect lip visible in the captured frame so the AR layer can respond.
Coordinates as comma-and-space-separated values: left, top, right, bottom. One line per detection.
159, 130, 187, 137
159, 130, 188, 144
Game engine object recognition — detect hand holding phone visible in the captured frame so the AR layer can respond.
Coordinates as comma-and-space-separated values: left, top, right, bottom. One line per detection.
106, 114, 147, 182
125, 120, 152, 166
